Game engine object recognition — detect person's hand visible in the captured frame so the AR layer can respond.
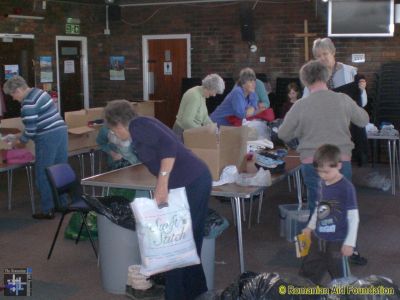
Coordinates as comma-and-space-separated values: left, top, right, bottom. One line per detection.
154, 178, 169, 206
358, 79, 367, 90
302, 227, 312, 239
257, 102, 266, 111
246, 106, 255, 117
12, 140, 25, 149
109, 150, 122, 161
15, 142, 26, 149
341, 245, 354, 257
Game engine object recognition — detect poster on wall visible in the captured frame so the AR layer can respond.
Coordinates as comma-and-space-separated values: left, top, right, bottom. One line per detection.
4, 65, 19, 80
40, 56, 53, 83
64, 60, 75, 74
109, 56, 125, 80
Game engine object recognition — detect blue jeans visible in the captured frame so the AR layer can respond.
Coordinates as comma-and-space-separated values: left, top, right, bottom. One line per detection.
34, 128, 68, 213
164, 170, 211, 300
301, 161, 352, 215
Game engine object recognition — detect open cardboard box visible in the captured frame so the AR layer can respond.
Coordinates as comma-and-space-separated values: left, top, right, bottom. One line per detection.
183, 124, 249, 180
0, 117, 35, 154
65, 108, 104, 151
131, 101, 156, 117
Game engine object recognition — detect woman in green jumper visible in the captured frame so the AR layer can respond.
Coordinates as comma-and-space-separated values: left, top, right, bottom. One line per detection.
173, 74, 225, 140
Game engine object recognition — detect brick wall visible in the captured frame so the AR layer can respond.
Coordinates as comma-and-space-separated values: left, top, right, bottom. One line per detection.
1, 0, 400, 108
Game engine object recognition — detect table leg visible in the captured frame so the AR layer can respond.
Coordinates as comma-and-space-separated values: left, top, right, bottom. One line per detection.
230, 197, 236, 227
391, 139, 399, 195
295, 169, 303, 205
90, 150, 95, 196
248, 195, 253, 229
257, 190, 264, 224
26, 164, 36, 214
388, 140, 395, 195
396, 140, 400, 192
7, 169, 13, 210
233, 196, 245, 273
78, 154, 86, 193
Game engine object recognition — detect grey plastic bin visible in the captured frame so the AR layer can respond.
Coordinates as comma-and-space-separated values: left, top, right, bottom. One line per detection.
97, 214, 141, 294
279, 204, 310, 242
201, 237, 216, 291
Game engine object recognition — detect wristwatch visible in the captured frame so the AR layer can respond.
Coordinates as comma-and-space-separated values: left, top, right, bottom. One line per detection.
159, 171, 169, 176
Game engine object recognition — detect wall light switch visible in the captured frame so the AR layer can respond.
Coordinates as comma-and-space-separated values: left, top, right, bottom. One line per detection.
352, 53, 365, 63
260, 56, 266, 63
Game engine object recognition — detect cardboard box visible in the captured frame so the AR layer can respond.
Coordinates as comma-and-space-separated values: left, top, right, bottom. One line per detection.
65, 110, 88, 128
183, 124, 249, 180
65, 108, 103, 151
0, 118, 35, 154
131, 101, 155, 117
68, 127, 98, 151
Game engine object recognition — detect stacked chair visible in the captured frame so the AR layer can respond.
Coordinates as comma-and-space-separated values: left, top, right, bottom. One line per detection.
374, 62, 400, 129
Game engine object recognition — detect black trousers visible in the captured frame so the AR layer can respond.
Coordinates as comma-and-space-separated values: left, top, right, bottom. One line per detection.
299, 235, 346, 285
164, 170, 212, 300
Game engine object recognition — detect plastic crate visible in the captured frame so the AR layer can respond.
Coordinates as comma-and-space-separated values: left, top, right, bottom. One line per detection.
279, 204, 310, 242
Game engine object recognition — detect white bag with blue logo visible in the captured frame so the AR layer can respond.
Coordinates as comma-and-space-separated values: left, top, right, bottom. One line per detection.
130, 187, 200, 276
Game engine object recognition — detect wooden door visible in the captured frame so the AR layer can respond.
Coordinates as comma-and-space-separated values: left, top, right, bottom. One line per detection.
0, 38, 34, 118
58, 40, 83, 116
148, 39, 187, 127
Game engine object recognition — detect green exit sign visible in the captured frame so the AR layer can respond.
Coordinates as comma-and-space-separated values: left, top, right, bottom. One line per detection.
66, 24, 80, 35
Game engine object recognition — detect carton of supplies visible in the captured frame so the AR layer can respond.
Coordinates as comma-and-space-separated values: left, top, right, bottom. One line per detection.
183, 124, 249, 180
0, 118, 35, 154
65, 107, 104, 151
131, 100, 163, 117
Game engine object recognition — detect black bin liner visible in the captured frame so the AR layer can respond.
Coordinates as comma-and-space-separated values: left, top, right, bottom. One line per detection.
82, 195, 135, 231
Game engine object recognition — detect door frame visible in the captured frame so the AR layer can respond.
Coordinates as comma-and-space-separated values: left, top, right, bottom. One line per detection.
142, 34, 191, 101
55, 35, 89, 111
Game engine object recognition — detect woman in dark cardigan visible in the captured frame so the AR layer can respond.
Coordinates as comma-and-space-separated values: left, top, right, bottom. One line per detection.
104, 99, 211, 300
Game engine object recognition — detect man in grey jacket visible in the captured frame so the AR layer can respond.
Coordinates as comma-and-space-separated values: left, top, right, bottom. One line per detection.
278, 60, 369, 215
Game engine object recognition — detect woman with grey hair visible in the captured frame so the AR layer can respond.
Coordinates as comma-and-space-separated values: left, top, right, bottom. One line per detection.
278, 59, 368, 227
210, 67, 260, 126
104, 99, 212, 300
303, 37, 367, 107
173, 73, 224, 139
3, 75, 68, 220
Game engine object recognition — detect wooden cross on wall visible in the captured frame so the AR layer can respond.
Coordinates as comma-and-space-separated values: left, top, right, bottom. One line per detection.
295, 20, 317, 62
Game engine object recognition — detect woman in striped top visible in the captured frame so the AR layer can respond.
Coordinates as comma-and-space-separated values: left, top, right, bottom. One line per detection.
4, 76, 68, 220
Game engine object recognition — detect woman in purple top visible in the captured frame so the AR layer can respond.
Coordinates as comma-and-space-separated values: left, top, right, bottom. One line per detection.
104, 100, 211, 300
210, 67, 259, 126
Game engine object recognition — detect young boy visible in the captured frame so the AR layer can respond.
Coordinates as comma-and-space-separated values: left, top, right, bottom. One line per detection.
299, 144, 360, 284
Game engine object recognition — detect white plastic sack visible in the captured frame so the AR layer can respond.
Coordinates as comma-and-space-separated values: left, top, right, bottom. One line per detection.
235, 168, 272, 187
243, 120, 270, 139
130, 187, 200, 276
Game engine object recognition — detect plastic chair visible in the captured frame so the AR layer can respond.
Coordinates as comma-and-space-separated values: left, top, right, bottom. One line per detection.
45, 163, 98, 260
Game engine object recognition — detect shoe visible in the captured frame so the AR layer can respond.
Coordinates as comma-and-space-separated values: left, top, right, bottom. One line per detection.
32, 211, 55, 220
125, 285, 164, 300
349, 251, 368, 265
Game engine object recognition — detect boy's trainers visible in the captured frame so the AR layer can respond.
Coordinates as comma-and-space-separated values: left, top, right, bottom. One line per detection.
349, 251, 368, 265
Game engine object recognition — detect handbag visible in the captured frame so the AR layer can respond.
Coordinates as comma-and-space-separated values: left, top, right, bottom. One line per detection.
4, 149, 34, 164
130, 187, 200, 276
